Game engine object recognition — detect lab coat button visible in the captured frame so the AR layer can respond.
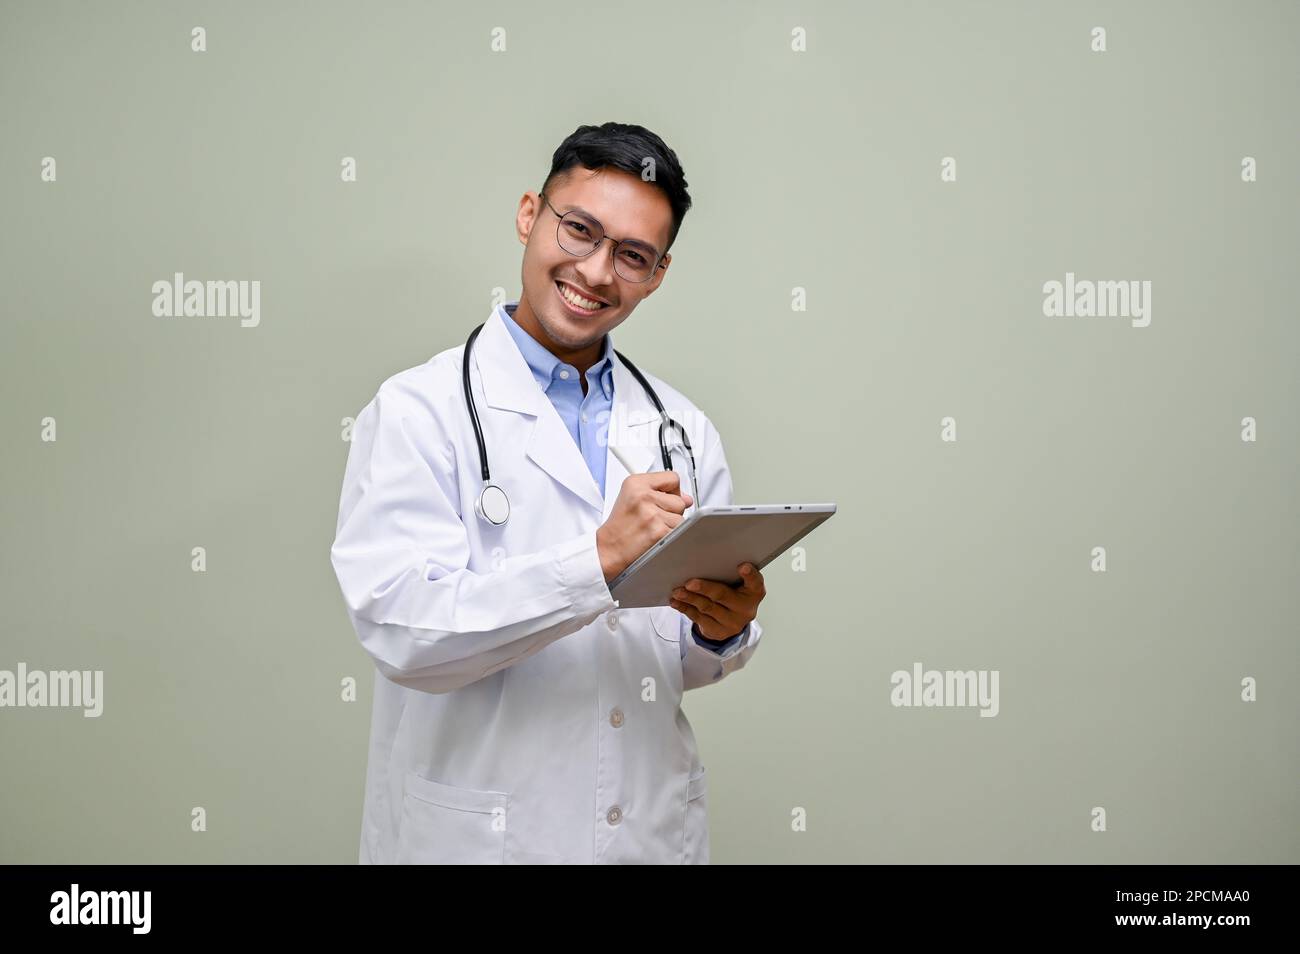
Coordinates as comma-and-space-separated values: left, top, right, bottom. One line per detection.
609, 707, 624, 727
606, 806, 622, 825
606, 612, 619, 630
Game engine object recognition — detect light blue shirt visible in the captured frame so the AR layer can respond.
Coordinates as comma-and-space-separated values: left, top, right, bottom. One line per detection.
500, 301, 614, 498
498, 301, 744, 655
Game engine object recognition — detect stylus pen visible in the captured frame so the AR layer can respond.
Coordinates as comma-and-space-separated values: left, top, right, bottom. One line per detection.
609, 445, 646, 475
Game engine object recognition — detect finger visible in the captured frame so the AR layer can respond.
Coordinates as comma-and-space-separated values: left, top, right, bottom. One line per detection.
670, 597, 743, 637
659, 511, 684, 533
737, 563, 766, 595
680, 578, 743, 606
670, 589, 745, 633
648, 489, 691, 515
634, 471, 692, 509
668, 599, 705, 631
680, 572, 762, 608
640, 470, 684, 499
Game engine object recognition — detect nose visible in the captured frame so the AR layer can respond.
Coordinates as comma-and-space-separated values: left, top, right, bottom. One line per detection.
573, 239, 617, 292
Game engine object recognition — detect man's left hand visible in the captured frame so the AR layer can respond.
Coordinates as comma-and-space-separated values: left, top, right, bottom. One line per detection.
669, 563, 766, 641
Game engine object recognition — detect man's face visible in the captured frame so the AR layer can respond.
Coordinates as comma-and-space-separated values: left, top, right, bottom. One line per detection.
515, 166, 673, 353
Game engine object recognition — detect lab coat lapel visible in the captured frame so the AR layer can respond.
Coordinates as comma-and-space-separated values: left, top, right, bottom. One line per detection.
474, 306, 605, 514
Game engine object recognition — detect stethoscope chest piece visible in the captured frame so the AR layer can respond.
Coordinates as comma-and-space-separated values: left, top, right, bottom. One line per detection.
475, 483, 511, 526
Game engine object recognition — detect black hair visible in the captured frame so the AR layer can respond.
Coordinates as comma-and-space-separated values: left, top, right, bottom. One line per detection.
541, 122, 692, 255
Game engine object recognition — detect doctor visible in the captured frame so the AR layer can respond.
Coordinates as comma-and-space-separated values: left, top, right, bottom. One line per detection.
331, 122, 766, 864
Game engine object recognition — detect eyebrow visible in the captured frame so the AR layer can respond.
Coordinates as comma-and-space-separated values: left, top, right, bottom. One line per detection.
562, 204, 662, 254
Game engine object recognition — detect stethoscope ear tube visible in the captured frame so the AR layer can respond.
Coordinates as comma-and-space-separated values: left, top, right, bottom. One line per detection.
618, 348, 700, 505
614, 348, 672, 470
659, 417, 700, 507
463, 323, 491, 483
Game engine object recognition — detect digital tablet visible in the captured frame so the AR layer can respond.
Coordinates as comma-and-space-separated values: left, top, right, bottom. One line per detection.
607, 504, 837, 609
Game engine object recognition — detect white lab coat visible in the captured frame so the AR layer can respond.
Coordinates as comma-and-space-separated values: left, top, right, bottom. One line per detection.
330, 302, 762, 864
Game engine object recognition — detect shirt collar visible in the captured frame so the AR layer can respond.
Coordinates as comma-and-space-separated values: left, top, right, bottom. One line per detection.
499, 300, 614, 400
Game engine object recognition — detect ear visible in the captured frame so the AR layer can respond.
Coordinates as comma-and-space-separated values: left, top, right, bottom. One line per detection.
516, 192, 542, 245
643, 252, 671, 297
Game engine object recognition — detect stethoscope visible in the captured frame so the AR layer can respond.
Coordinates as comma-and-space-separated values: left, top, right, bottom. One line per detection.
462, 321, 699, 527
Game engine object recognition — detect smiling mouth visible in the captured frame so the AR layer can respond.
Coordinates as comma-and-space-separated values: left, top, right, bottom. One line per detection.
555, 280, 610, 315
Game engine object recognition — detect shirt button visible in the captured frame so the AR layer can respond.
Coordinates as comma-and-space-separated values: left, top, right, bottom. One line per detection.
606, 806, 622, 825
606, 612, 619, 630
559, 369, 570, 379
581, 413, 588, 423
609, 707, 624, 728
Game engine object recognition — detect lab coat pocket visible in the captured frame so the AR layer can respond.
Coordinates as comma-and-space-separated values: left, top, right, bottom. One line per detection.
650, 606, 682, 643
396, 770, 508, 865
682, 767, 709, 865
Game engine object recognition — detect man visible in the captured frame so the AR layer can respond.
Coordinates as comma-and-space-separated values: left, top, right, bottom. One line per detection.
331, 122, 766, 864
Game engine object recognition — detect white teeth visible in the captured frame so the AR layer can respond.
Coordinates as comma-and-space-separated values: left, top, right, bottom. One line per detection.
558, 282, 605, 310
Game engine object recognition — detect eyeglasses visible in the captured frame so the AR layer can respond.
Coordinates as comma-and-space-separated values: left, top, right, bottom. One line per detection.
539, 191, 667, 284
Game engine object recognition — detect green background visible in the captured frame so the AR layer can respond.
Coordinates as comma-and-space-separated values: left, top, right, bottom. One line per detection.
1, 0, 1296, 863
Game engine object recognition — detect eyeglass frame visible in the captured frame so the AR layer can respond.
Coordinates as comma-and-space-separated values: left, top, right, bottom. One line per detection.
539, 190, 669, 283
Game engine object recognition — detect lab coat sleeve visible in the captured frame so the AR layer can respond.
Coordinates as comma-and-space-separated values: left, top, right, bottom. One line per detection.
673, 417, 763, 691
330, 385, 617, 694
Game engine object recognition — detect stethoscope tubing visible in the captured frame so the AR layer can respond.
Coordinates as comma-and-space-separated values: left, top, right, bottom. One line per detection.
462, 320, 698, 525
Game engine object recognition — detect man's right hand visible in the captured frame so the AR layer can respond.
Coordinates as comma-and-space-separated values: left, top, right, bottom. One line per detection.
595, 471, 693, 583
